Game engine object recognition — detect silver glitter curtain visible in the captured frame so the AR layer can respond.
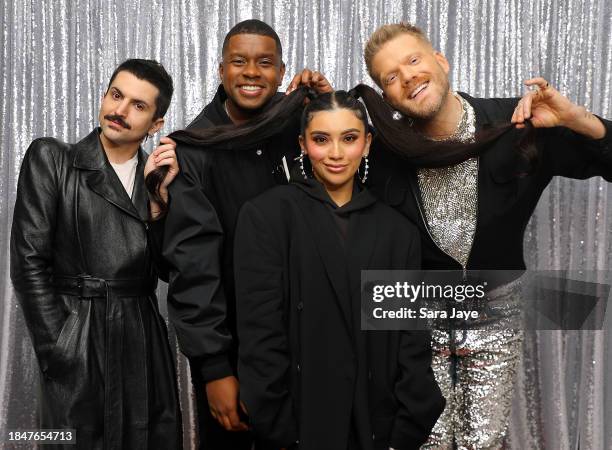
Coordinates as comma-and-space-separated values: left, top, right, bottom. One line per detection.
1, 1, 611, 448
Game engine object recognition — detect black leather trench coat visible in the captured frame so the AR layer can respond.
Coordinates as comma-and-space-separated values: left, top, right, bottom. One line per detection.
10, 129, 181, 450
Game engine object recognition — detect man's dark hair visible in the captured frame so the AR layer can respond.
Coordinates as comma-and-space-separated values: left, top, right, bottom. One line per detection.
221, 19, 283, 61
106, 59, 174, 119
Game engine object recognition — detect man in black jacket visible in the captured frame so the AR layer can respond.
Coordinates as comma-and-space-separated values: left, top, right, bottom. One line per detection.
10, 59, 181, 449
363, 23, 612, 449
160, 19, 332, 450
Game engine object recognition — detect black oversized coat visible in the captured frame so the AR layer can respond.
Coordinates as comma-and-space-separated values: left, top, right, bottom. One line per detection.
233, 180, 445, 450
10, 129, 181, 450
370, 95, 612, 273
162, 85, 301, 381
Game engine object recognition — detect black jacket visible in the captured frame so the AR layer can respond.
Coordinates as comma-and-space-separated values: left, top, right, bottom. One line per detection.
234, 179, 445, 450
162, 85, 302, 381
370, 94, 612, 272
10, 129, 181, 450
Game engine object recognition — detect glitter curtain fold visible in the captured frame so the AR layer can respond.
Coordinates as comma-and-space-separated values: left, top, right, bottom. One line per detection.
1, 1, 611, 448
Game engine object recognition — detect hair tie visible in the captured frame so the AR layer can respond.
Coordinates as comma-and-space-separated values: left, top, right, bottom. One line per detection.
305, 87, 318, 100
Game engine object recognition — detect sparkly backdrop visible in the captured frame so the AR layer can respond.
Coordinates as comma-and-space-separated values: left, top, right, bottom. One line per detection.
1, 1, 611, 449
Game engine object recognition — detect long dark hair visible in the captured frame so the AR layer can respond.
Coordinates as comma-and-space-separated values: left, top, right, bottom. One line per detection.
146, 85, 536, 216
349, 84, 536, 168
145, 88, 310, 215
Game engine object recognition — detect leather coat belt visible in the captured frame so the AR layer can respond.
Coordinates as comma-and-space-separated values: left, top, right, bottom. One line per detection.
52, 274, 156, 449
53, 274, 155, 298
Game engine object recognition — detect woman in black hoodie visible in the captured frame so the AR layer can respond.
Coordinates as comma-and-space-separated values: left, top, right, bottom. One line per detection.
233, 91, 445, 450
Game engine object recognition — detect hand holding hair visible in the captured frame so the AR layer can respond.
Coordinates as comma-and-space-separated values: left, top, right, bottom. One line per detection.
512, 77, 605, 139
145, 136, 179, 220
286, 68, 333, 95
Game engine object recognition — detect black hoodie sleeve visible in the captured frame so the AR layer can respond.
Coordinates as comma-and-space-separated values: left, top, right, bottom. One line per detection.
162, 146, 233, 382
234, 200, 298, 449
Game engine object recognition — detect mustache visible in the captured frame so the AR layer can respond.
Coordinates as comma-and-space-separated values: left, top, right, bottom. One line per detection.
405, 75, 430, 95
104, 114, 131, 129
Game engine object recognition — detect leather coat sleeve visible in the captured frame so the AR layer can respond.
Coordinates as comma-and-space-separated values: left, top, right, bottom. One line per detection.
146, 217, 169, 282
162, 147, 233, 382
10, 139, 66, 373
234, 201, 298, 449
390, 235, 445, 450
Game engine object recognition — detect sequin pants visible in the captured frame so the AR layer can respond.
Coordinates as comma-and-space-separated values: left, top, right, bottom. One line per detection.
421, 283, 524, 450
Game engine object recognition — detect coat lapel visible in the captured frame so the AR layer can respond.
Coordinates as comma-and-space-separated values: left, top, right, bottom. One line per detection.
132, 149, 149, 221
346, 209, 378, 298
295, 194, 354, 335
404, 170, 431, 236
73, 128, 145, 222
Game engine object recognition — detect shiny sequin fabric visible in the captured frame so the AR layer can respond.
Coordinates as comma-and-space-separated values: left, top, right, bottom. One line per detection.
422, 279, 524, 450
417, 95, 523, 449
417, 94, 478, 268
425, 328, 524, 449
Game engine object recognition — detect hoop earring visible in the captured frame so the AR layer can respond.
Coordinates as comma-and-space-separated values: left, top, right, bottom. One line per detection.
358, 155, 369, 183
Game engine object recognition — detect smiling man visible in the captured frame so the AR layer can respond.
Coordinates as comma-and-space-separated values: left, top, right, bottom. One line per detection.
10, 59, 181, 449
364, 23, 612, 449
159, 19, 332, 450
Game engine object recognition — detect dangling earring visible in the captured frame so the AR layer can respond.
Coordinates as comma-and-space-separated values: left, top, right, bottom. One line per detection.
358, 155, 369, 183
297, 150, 308, 179
393, 110, 414, 127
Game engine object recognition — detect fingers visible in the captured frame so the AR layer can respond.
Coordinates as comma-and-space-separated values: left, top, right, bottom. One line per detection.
511, 90, 537, 127
210, 408, 248, 432
228, 408, 249, 431
524, 77, 550, 90
221, 414, 232, 431
159, 136, 177, 145
301, 68, 312, 86
286, 73, 303, 95
286, 69, 313, 94
522, 91, 533, 120
286, 69, 332, 94
154, 156, 176, 167
152, 148, 174, 159
152, 144, 175, 158
152, 136, 177, 157
210, 408, 218, 421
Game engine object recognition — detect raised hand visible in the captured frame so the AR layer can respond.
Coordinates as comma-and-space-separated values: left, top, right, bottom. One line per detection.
286, 68, 333, 95
512, 77, 606, 138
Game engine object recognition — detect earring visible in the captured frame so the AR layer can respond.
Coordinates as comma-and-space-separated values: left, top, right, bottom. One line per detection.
297, 151, 308, 179
358, 155, 369, 183
392, 110, 403, 120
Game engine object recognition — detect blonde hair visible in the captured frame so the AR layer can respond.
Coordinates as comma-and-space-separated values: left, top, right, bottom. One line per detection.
364, 23, 432, 87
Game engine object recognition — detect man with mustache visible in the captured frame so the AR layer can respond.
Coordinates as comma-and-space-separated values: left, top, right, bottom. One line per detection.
11, 59, 181, 449
364, 23, 612, 449
158, 19, 332, 450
